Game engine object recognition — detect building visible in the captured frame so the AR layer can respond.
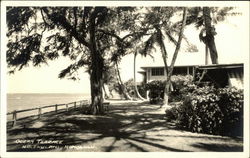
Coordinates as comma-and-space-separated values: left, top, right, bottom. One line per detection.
139, 63, 244, 89
139, 65, 197, 83
196, 63, 244, 89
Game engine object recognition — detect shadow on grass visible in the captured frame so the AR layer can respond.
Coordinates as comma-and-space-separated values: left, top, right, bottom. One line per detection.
7, 101, 242, 152
191, 143, 243, 152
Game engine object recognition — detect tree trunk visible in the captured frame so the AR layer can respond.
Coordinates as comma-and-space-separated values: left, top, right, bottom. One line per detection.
156, 27, 169, 105
89, 10, 104, 115
115, 62, 132, 100
163, 7, 188, 106
203, 7, 218, 64
134, 52, 145, 100
156, 28, 169, 77
90, 65, 104, 115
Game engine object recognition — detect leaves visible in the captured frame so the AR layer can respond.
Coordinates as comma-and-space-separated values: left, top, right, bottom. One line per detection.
185, 7, 239, 28
33, 54, 47, 66
176, 85, 243, 136
6, 6, 239, 83
58, 64, 75, 79
7, 33, 42, 70
7, 7, 34, 36
139, 34, 157, 57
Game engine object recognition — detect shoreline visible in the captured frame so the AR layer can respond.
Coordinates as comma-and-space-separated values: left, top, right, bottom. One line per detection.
6, 99, 146, 123
7, 99, 88, 122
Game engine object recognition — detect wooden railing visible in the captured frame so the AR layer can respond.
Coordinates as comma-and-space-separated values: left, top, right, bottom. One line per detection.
7, 100, 90, 127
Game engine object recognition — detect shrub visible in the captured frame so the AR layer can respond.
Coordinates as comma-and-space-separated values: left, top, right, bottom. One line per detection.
145, 80, 165, 104
170, 75, 195, 102
165, 102, 183, 121
169, 86, 244, 136
124, 79, 136, 97
137, 84, 147, 98
146, 75, 194, 104
217, 87, 244, 136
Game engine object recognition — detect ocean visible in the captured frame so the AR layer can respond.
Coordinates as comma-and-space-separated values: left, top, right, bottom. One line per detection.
7, 93, 90, 120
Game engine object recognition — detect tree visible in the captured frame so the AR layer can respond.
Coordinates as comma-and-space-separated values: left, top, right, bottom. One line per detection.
6, 7, 135, 114
103, 7, 149, 100
115, 62, 132, 100
201, 7, 218, 64
138, 7, 190, 106
102, 62, 114, 99
185, 7, 239, 64
164, 8, 188, 106
102, 63, 124, 99
133, 50, 146, 100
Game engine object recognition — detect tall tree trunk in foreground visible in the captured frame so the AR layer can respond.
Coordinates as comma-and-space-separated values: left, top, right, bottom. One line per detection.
134, 52, 145, 100
203, 7, 218, 64
115, 62, 132, 100
163, 7, 188, 107
156, 28, 169, 78
155, 26, 169, 105
89, 12, 104, 115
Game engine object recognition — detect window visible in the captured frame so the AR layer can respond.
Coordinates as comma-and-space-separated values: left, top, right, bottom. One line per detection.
172, 67, 187, 75
151, 68, 164, 76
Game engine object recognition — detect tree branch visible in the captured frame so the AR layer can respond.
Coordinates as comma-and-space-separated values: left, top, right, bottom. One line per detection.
42, 7, 90, 48
165, 31, 178, 45
97, 29, 123, 42
167, 7, 188, 82
97, 29, 150, 42
73, 7, 78, 30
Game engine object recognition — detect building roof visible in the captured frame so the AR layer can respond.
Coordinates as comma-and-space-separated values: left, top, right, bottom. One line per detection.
197, 63, 243, 70
137, 70, 146, 74
140, 63, 243, 71
140, 64, 198, 70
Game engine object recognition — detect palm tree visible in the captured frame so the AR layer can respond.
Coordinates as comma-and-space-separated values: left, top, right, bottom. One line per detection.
139, 7, 188, 106
201, 7, 218, 64
186, 7, 239, 64
115, 62, 133, 100
164, 8, 188, 106
133, 50, 146, 100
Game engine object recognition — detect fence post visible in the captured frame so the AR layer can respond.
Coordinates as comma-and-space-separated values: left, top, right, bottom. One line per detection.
66, 104, 68, 112
74, 102, 76, 110
38, 107, 42, 118
55, 104, 58, 113
12, 110, 17, 127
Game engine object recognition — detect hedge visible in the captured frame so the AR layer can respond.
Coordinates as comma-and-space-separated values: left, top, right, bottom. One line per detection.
166, 86, 243, 136
145, 75, 194, 103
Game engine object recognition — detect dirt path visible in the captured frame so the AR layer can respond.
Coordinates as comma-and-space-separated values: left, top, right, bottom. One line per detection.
7, 101, 243, 152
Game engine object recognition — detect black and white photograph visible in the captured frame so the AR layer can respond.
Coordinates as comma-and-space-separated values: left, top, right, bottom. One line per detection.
0, 1, 249, 158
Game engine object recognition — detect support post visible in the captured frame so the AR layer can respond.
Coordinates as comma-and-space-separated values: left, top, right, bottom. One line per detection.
12, 110, 17, 127
205, 45, 209, 65
55, 104, 58, 113
74, 102, 76, 110
38, 107, 42, 118
66, 104, 68, 112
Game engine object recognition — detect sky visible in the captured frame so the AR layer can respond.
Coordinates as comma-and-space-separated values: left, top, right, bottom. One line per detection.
4, 4, 250, 94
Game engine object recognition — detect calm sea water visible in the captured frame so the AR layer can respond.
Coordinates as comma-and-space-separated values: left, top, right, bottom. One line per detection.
7, 93, 91, 113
